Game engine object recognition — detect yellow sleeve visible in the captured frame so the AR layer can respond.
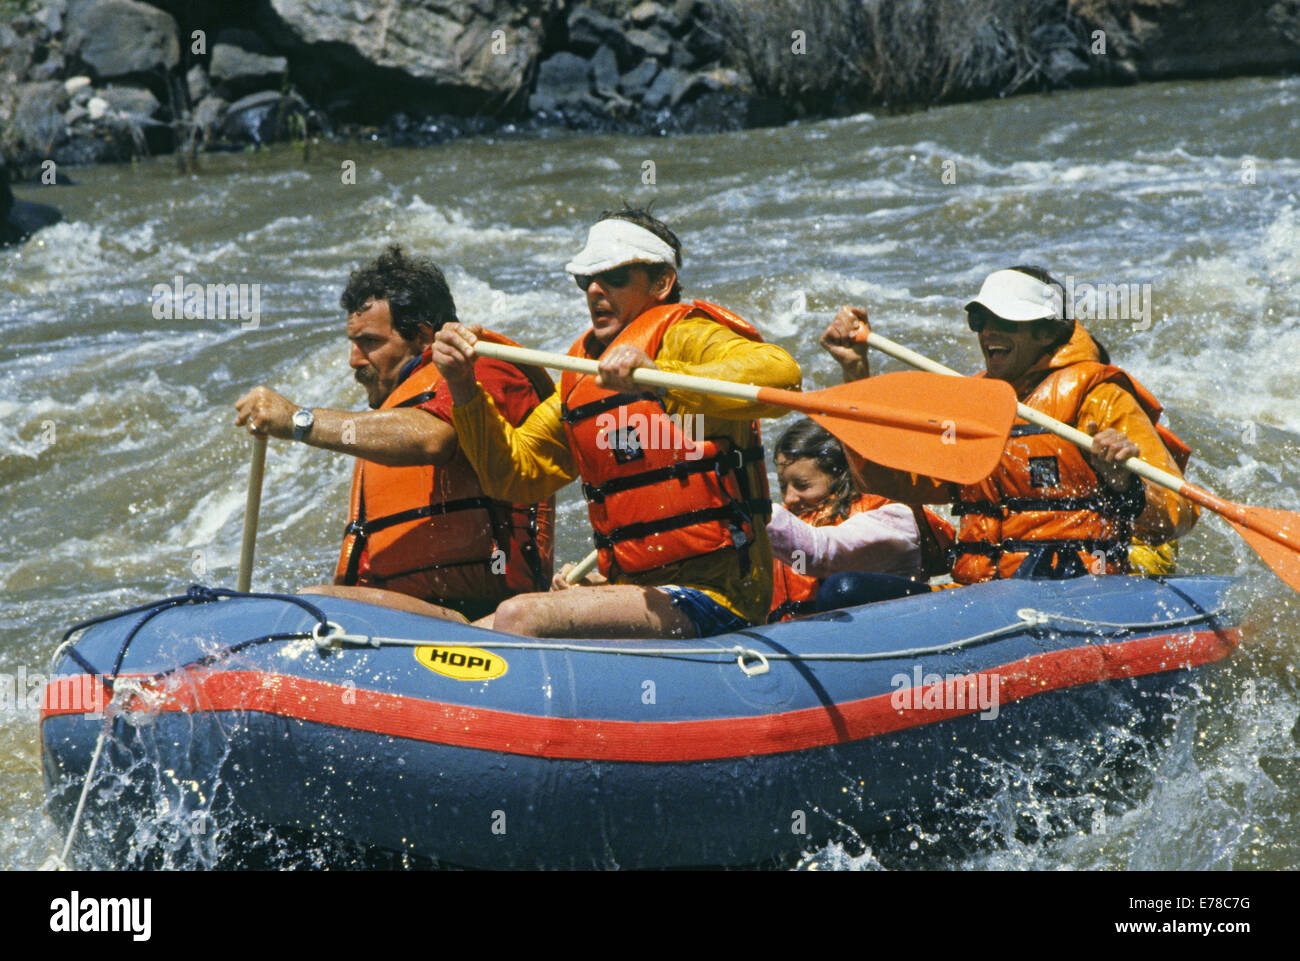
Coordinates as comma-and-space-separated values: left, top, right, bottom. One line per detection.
450, 384, 578, 504
654, 315, 802, 420
1077, 383, 1199, 541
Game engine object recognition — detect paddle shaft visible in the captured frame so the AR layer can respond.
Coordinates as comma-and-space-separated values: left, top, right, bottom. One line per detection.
237, 435, 267, 592
565, 549, 599, 584
474, 340, 960, 434
864, 330, 1300, 552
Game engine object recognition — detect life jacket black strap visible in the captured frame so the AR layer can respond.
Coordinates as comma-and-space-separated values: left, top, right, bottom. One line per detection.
954, 474, 1146, 520
516, 502, 547, 590
767, 599, 817, 623
560, 391, 661, 425
953, 537, 1128, 559
953, 495, 1113, 516
395, 391, 438, 408
343, 496, 496, 538
1009, 423, 1048, 436
593, 499, 772, 549
581, 445, 766, 503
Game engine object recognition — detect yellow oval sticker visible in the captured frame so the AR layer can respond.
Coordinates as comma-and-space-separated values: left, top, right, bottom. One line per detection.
414, 645, 508, 681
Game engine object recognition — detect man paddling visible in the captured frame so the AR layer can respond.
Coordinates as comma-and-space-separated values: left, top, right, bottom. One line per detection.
823, 266, 1197, 582
432, 206, 801, 637
235, 245, 554, 619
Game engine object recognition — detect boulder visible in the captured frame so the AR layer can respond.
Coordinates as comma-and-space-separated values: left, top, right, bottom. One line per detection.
591, 44, 619, 95
641, 65, 687, 110
65, 0, 180, 79
618, 59, 660, 98
681, 21, 726, 66
209, 30, 289, 96
33, 0, 69, 37
257, 0, 552, 114
4, 81, 67, 161
567, 6, 626, 57
193, 95, 228, 138
221, 89, 309, 144
528, 51, 591, 112
628, 2, 664, 28
624, 26, 673, 63
187, 65, 210, 103
1070, 0, 1300, 78
96, 85, 162, 120
0, 23, 37, 84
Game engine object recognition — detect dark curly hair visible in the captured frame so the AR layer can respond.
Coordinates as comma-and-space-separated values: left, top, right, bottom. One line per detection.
597, 203, 682, 303
774, 419, 857, 523
340, 244, 457, 340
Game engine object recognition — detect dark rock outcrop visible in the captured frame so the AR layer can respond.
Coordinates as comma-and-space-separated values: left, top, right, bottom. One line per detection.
2, 0, 1298, 172
0, 158, 63, 246
255, 0, 556, 116
64, 0, 180, 80
209, 29, 288, 98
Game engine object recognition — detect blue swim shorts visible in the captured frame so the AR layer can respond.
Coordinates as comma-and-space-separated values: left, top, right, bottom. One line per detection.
658, 585, 751, 638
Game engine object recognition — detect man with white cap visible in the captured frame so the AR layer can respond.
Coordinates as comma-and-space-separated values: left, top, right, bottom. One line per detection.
822, 265, 1197, 583
432, 206, 801, 637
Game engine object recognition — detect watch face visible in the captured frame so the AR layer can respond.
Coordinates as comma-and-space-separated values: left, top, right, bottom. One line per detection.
293, 410, 312, 427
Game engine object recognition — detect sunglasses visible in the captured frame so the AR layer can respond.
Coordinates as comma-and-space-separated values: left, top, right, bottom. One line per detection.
574, 265, 634, 292
966, 308, 1030, 334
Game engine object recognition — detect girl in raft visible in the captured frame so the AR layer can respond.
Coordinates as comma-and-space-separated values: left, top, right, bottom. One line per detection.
768, 419, 955, 621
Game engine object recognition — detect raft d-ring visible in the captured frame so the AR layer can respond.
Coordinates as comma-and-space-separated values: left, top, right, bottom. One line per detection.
1016, 608, 1051, 627
735, 646, 770, 677
312, 620, 378, 650
109, 677, 160, 715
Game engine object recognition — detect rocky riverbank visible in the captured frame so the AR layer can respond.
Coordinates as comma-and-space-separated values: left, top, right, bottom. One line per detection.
2, 0, 1299, 178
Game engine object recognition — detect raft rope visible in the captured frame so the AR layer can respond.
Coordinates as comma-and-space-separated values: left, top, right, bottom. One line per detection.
308, 603, 1230, 678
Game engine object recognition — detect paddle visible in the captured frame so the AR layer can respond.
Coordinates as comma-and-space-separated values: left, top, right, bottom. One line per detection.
565, 549, 600, 585
861, 327, 1300, 592
471, 341, 1017, 486
237, 435, 267, 592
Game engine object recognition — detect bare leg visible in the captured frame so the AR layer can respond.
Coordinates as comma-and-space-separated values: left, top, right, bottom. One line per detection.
479, 585, 697, 639
299, 584, 469, 623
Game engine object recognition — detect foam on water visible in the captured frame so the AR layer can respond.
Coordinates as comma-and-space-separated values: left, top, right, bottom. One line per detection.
4, 76, 1300, 870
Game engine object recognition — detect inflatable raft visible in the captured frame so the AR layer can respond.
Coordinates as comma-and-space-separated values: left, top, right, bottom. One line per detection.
41, 574, 1240, 869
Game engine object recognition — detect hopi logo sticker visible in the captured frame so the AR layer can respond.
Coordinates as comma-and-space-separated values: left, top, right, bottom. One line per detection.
415, 646, 508, 681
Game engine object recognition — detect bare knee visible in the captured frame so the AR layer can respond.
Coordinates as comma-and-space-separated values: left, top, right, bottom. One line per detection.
491, 594, 545, 636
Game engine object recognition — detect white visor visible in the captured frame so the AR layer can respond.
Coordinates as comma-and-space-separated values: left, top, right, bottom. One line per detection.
565, 219, 677, 276
964, 269, 1061, 322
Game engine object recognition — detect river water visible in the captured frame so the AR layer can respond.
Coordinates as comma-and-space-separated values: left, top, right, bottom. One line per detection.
2, 74, 1298, 870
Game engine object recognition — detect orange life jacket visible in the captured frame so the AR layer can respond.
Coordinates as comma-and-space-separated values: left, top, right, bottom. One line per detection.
559, 300, 771, 579
767, 497, 955, 622
334, 331, 555, 610
951, 357, 1181, 583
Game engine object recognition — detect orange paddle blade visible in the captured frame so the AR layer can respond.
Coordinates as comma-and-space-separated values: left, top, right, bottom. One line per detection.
1225, 505, 1300, 592
757, 371, 1017, 485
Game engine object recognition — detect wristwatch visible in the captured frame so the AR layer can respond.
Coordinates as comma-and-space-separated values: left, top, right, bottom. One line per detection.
292, 408, 315, 442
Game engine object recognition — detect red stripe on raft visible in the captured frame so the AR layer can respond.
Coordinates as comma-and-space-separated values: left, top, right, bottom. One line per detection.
40, 627, 1238, 762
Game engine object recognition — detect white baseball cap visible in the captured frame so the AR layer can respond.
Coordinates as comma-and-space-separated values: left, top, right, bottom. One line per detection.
565, 219, 677, 276
964, 269, 1061, 322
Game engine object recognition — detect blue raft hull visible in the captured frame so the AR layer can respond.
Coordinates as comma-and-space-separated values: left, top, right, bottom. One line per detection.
41, 575, 1240, 868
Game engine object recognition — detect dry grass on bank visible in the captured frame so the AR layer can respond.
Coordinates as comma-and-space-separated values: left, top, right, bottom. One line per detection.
710, 0, 1084, 111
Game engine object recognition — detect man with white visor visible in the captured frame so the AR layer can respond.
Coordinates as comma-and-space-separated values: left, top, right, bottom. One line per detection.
433, 206, 801, 637
820, 265, 1197, 583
